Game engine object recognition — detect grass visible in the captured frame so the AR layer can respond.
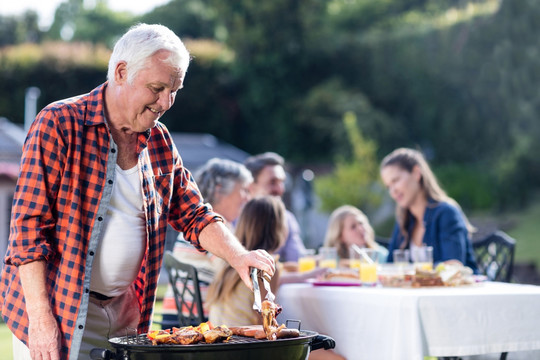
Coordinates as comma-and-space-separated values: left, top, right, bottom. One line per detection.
0, 320, 12, 358
502, 200, 540, 269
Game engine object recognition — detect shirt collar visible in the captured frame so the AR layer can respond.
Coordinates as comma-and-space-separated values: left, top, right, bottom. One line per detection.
83, 82, 107, 127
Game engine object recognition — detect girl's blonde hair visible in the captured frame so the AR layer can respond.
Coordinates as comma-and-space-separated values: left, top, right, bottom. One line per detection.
324, 205, 376, 259
380, 148, 475, 245
206, 196, 287, 305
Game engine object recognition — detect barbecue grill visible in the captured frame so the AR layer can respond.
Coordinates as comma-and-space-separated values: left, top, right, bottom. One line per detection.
90, 329, 335, 360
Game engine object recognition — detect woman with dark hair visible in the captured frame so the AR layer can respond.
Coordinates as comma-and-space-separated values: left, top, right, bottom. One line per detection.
380, 148, 477, 271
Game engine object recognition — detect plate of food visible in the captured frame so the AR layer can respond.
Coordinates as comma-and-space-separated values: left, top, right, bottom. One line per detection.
308, 269, 362, 286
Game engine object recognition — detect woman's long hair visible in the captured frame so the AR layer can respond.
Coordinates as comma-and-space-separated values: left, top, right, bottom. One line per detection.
324, 205, 376, 259
380, 148, 475, 245
206, 196, 287, 305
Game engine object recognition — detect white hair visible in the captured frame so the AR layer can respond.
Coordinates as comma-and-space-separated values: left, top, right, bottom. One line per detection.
194, 158, 253, 205
107, 23, 190, 85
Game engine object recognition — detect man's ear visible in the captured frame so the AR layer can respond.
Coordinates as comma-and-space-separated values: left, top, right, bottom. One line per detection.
114, 61, 128, 84
248, 182, 258, 196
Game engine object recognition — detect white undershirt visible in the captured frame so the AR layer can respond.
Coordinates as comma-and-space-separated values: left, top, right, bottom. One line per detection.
90, 164, 146, 297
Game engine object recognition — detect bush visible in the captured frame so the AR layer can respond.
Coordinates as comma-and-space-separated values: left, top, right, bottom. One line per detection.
314, 112, 384, 215
435, 163, 496, 211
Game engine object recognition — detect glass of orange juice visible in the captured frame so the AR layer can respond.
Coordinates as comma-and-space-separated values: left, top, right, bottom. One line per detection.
318, 247, 338, 269
359, 249, 379, 285
411, 246, 433, 271
349, 246, 362, 270
298, 249, 317, 272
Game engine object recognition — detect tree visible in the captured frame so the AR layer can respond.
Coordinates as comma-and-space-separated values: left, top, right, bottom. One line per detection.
0, 11, 42, 46
140, 0, 219, 39
46, 0, 133, 46
314, 112, 383, 214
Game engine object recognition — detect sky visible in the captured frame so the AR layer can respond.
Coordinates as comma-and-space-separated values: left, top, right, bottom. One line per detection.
0, 0, 171, 29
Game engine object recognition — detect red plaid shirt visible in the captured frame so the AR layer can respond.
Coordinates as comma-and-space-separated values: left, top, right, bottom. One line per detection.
0, 83, 221, 359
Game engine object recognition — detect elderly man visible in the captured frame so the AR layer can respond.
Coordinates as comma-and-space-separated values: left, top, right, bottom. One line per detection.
1, 24, 274, 360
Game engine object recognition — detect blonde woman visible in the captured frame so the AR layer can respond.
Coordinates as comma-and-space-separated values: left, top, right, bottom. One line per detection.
380, 148, 477, 271
324, 205, 388, 265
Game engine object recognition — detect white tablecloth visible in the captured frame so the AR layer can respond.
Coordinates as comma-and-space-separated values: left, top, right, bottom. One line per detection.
277, 282, 540, 360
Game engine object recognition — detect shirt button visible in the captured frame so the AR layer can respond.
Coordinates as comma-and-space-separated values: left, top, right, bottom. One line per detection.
85, 288, 89, 293
111, 148, 116, 153
98, 217, 103, 221
108, 179, 113, 184
89, 251, 94, 256
79, 325, 84, 329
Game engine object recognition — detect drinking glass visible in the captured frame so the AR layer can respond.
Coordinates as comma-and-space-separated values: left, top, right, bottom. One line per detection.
393, 249, 410, 265
318, 247, 338, 269
349, 246, 362, 270
298, 249, 317, 272
358, 249, 379, 284
411, 246, 433, 271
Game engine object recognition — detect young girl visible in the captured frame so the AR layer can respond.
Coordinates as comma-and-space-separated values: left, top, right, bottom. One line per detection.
380, 148, 477, 270
207, 196, 345, 360
207, 196, 287, 326
324, 205, 388, 265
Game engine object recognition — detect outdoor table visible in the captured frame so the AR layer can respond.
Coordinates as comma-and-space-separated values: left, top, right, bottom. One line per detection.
277, 281, 540, 360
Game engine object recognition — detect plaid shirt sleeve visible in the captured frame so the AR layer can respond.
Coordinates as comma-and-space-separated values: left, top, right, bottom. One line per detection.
1, 84, 109, 359
6, 107, 65, 266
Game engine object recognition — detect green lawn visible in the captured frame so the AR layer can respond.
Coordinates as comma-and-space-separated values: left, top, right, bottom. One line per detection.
504, 200, 540, 269
0, 320, 12, 358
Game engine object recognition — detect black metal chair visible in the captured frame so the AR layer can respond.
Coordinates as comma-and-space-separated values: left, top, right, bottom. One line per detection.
163, 250, 206, 327
473, 230, 516, 283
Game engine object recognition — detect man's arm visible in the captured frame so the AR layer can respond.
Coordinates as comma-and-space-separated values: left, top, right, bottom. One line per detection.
198, 222, 275, 290
19, 260, 61, 360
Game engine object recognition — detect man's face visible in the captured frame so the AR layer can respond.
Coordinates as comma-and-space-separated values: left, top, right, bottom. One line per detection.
116, 50, 184, 133
249, 164, 286, 197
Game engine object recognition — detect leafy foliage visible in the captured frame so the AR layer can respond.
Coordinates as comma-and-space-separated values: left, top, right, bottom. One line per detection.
314, 112, 383, 214
46, 0, 133, 46
0, 11, 42, 46
140, 0, 219, 39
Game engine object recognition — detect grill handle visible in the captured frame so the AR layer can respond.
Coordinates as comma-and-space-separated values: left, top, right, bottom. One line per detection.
309, 334, 336, 351
89, 348, 113, 360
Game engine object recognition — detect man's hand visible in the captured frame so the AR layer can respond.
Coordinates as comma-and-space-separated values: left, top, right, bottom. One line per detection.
198, 222, 276, 290
28, 311, 61, 360
19, 260, 61, 360
229, 249, 276, 291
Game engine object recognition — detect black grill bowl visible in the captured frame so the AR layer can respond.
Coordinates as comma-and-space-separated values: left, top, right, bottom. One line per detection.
90, 330, 335, 360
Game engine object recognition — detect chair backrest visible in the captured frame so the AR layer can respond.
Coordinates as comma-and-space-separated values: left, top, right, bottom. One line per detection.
472, 231, 516, 282
163, 250, 205, 326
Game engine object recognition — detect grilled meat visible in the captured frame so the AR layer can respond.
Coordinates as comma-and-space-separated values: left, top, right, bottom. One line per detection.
261, 300, 283, 340
203, 326, 233, 344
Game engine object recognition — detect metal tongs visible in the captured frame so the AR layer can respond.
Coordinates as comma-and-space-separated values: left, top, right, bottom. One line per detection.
251, 267, 275, 312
